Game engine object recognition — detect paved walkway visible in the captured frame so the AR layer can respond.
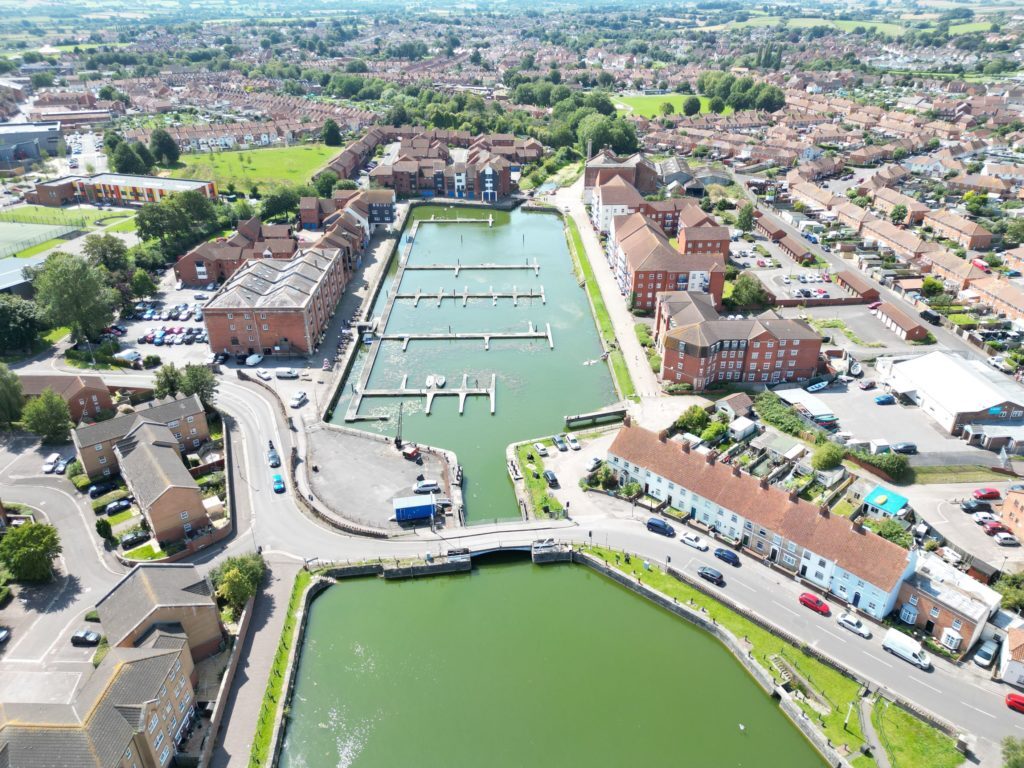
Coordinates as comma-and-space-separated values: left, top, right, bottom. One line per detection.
859, 697, 893, 768
549, 180, 663, 399
209, 555, 301, 768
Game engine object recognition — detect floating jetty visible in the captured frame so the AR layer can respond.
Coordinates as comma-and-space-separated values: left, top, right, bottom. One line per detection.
384, 322, 554, 351
397, 286, 546, 307
345, 374, 497, 421
404, 261, 540, 278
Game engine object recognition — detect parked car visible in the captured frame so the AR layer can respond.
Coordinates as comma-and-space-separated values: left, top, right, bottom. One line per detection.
0, 628, 10, 645
837, 612, 871, 638
892, 442, 918, 455
680, 532, 708, 551
973, 512, 999, 525
874, 394, 895, 405
245, 353, 264, 367
1007, 693, 1024, 714
995, 532, 1020, 546
882, 628, 931, 670
120, 530, 151, 550
799, 592, 830, 615
867, 301, 882, 310
973, 487, 1002, 500
54, 457, 69, 474
646, 517, 675, 537
585, 457, 602, 473
71, 629, 101, 647
984, 521, 1010, 536
255, 368, 272, 381
543, 470, 559, 488
104, 499, 131, 515
566, 433, 581, 451
413, 480, 440, 494
272, 474, 286, 493
714, 548, 740, 567
974, 639, 1000, 668
267, 442, 280, 468
532, 442, 548, 457
275, 368, 299, 379
88, 481, 117, 499
697, 566, 724, 586
289, 391, 308, 408
552, 434, 568, 452
960, 499, 991, 513
42, 452, 61, 473
857, 380, 877, 391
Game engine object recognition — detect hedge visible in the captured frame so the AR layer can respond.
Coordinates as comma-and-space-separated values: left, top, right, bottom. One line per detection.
90, 488, 130, 513
71, 474, 92, 491
852, 450, 910, 482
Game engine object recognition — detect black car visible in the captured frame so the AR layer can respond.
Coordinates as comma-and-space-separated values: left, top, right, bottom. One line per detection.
71, 629, 101, 647
213, 352, 229, 365
104, 498, 132, 515
960, 499, 991, 513
892, 442, 918, 455
543, 469, 559, 488
697, 566, 725, 586
267, 442, 281, 468
120, 530, 151, 550
714, 547, 740, 567
88, 481, 117, 499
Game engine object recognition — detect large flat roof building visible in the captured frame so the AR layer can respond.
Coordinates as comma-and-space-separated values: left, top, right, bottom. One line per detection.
27, 173, 216, 207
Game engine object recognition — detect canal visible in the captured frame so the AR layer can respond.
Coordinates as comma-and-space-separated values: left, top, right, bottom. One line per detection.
330, 207, 617, 524
278, 560, 826, 767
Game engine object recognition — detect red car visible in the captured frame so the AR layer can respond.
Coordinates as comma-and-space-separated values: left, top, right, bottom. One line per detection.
858, 380, 877, 390
984, 521, 1009, 536
974, 488, 1002, 501
868, 301, 882, 310
823, 273, 832, 282
1007, 693, 1024, 714
799, 592, 830, 616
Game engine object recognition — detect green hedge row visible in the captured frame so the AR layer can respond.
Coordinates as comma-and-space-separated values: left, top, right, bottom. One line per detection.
90, 488, 130, 512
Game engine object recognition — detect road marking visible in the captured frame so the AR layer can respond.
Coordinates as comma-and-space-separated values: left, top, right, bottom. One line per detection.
734, 580, 756, 592
961, 702, 995, 719
771, 600, 800, 617
910, 679, 941, 694
818, 628, 847, 644
867, 651, 892, 668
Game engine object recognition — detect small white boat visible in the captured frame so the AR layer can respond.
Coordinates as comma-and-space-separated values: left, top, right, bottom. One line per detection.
849, 361, 862, 377
806, 380, 829, 392
425, 375, 436, 388
435, 375, 446, 388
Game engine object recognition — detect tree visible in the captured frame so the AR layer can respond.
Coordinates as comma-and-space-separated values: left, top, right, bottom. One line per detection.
29, 252, 116, 343
149, 128, 180, 165
576, 112, 614, 156
83, 233, 130, 275
181, 364, 218, 407
1004, 737, 1024, 768
811, 442, 845, 470
95, 517, 112, 540
731, 273, 770, 307
260, 186, 301, 221
921, 276, 945, 298
0, 294, 44, 353
130, 268, 157, 300
211, 552, 265, 617
154, 364, 182, 399
873, 519, 912, 549
708, 96, 726, 114
889, 203, 908, 225
1005, 219, 1024, 248
335, 178, 358, 191
700, 421, 727, 443
314, 170, 338, 198
131, 141, 155, 171
683, 96, 701, 116
22, 388, 71, 443
322, 118, 341, 146
659, 101, 674, 117
994, 572, 1024, 613
0, 363, 22, 427
111, 142, 147, 174
0, 522, 61, 581
675, 404, 710, 434
736, 202, 754, 232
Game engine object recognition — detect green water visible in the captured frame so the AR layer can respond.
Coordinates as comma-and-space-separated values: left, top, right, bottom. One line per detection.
279, 561, 825, 768
331, 208, 617, 524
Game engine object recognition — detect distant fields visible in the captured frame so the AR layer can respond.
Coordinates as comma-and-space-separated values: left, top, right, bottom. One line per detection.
705, 15, 989, 36
614, 94, 733, 118
172, 144, 338, 190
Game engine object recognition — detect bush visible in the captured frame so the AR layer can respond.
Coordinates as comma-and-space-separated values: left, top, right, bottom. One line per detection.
853, 450, 910, 482
95, 518, 112, 540
143, 354, 162, 369
811, 442, 845, 471
622, 481, 642, 498
85, 610, 100, 622
647, 352, 662, 373
66, 459, 83, 479
634, 323, 654, 348
90, 488, 130, 513
700, 421, 727, 443
663, 382, 692, 394
0, 585, 9, 606
71, 473, 92, 491
675, 404, 710, 434
753, 391, 809, 437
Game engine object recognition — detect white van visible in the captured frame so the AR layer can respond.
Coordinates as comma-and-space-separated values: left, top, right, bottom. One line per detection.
42, 452, 61, 473
882, 628, 931, 670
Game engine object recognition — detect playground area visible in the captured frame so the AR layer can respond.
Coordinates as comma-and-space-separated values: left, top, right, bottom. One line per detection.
0, 221, 76, 259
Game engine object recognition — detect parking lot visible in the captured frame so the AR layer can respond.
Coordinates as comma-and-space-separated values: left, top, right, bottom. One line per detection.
775, 303, 936, 358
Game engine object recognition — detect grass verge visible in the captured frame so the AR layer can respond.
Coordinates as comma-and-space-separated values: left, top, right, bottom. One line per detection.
106, 508, 138, 526
104, 217, 137, 233
14, 237, 64, 258
250, 569, 312, 768
807, 318, 885, 348
515, 443, 563, 518
906, 464, 1009, 485
871, 698, 963, 768
123, 542, 167, 561
91, 637, 110, 668
564, 216, 637, 400
584, 545, 876, 765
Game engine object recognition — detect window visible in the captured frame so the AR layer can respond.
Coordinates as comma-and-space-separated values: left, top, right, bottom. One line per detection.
909, 594, 918, 606
814, 571, 824, 580
817, 558, 826, 567
99, 456, 107, 465
180, 511, 190, 521
149, 714, 159, 734
260, 313, 267, 320
782, 554, 797, 566
263, 324, 270, 331
95, 444, 103, 451
186, 416, 194, 423
929, 607, 940, 619
229, 324, 236, 332
124, 748, 132, 759
159, 745, 170, 765
952, 619, 963, 631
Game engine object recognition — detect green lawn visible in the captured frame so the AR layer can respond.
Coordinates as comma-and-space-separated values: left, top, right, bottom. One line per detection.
516, 443, 563, 518
615, 93, 732, 118
0, 205, 115, 228
123, 542, 167, 561
563, 217, 636, 400
871, 699, 963, 768
104, 217, 137, 233
907, 465, 1010, 485
250, 569, 312, 768
106, 508, 138, 526
14, 237, 65, 258
172, 144, 338, 190
409, 205, 510, 225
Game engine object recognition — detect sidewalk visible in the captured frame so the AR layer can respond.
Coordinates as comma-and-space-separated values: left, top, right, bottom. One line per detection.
209, 555, 301, 768
550, 180, 663, 400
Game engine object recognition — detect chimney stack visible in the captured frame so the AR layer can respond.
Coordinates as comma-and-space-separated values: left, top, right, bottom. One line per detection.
658, 429, 668, 443
788, 488, 800, 502
706, 451, 717, 465
819, 504, 829, 518
732, 464, 741, 477
681, 440, 690, 453
759, 476, 769, 490
623, 414, 632, 428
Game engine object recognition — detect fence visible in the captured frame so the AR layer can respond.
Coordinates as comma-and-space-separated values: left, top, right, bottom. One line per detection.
0, 224, 77, 258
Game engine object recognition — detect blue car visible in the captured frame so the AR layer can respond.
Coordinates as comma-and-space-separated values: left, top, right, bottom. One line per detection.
714, 548, 740, 567
272, 474, 285, 493
874, 394, 895, 405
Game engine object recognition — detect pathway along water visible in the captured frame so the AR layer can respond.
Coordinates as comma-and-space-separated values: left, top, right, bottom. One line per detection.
330, 207, 617, 524
278, 560, 826, 767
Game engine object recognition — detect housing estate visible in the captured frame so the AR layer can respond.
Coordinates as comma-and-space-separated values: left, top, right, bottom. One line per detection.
18, 372, 113, 422
606, 420, 916, 620
27, 173, 217, 207
174, 217, 297, 287
583, 148, 658, 203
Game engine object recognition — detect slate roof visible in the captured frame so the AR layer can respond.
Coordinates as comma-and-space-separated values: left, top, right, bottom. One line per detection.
608, 422, 911, 590
114, 421, 199, 511
96, 564, 214, 649
204, 248, 341, 311
73, 394, 204, 449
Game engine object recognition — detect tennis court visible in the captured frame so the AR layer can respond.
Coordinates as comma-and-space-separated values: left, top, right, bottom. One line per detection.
0, 221, 76, 259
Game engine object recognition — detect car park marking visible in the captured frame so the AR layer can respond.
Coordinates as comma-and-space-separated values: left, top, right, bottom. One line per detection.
771, 600, 800, 617
961, 703, 995, 719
